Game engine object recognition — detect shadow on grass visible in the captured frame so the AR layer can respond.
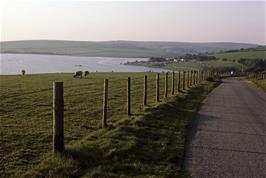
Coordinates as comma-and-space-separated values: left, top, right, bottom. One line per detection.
24, 83, 216, 178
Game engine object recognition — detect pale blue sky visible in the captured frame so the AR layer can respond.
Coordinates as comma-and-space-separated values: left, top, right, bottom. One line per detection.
1, 1, 265, 44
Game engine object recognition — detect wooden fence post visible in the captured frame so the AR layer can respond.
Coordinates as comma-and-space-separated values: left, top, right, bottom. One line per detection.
53, 81, 64, 152
193, 71, 196, 85
199, 71, 202, 83
196, 71, 198, 84
127, 77, 131, 115
178, 71, 181, 92
195, 71, 197, 84
190, 70, 193, 86
143, 75, 147, 106
165, 72, 168, 97
191, 71, 193, 85
194, 70, 197, 85
198, 71, 200, 83
172, 72, 175, 95
187, 71, 189, 88
183, 71, 186, 90
156, 73, 160, 102
186, 71, 190, 88
102, 79, 108, 128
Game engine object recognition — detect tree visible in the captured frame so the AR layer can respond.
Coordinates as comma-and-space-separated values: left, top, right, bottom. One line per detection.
222, 58, 228, 61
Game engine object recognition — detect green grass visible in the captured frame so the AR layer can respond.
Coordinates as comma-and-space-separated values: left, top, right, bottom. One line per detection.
206, 60, 243, 68
249, 79, 266, 92
0, 72, 217, 177
213, 50, 266, 60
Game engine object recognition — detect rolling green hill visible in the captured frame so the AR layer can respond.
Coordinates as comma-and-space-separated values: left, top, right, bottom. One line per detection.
0, 40, 258, 58
213, 46, 266, 60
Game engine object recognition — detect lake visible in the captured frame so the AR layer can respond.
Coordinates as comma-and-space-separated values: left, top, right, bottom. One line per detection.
0, 53, 166, 75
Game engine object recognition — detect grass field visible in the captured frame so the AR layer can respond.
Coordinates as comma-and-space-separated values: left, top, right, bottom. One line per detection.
249, 79, 266, 92
213, 50, 266, 60
0, 72, 217, 177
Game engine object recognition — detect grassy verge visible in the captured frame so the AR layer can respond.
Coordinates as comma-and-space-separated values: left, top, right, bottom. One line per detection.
248, 79, 266, 92
23, 81, 217, 177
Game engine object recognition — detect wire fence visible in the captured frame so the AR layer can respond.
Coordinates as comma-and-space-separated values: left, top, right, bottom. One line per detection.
0, 70, 209, 177
247, 72, 266, 80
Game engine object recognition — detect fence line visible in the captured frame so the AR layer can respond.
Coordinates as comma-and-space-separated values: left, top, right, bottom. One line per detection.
50, 70, 217, 152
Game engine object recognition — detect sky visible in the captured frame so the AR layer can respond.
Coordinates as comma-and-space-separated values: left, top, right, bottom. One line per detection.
0, 1, 265, 44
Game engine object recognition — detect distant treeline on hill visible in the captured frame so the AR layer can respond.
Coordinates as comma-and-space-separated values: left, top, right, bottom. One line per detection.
239, 58, 266, 72
149, 54, 217, 62
223, 45, 266, 53
147, 53, 266, 73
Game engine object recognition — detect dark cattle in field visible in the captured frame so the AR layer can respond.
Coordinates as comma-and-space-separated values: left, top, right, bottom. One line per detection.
21, 69, 26, 75
84, 71, 89, 77
73, 71, 83, 78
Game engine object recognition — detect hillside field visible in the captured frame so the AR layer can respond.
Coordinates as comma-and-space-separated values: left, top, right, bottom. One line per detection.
0, 72, 217, 177
214, 50, 266, 60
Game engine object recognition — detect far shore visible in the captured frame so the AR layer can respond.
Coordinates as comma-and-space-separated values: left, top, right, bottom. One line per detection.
0, 52, 151, 59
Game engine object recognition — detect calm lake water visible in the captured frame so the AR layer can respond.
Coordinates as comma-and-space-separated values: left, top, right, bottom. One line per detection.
0, 53, 166, 75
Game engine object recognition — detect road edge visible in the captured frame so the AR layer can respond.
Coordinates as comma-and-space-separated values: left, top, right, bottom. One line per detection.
180, 80, 222, 176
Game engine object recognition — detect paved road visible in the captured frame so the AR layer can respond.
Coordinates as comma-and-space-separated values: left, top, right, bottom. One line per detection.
185, 78, 266, 178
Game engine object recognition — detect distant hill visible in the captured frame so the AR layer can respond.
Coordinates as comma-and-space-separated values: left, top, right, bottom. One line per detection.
0, 40, 259, 58
213, 46, 266, 60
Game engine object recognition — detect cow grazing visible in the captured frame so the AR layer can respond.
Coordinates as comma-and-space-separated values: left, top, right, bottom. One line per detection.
84, 71, 89, 77
21, 69, 26, 75
73, 71, 83, 78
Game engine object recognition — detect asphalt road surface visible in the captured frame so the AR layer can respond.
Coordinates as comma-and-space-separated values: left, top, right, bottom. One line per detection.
185, 78, 266, 178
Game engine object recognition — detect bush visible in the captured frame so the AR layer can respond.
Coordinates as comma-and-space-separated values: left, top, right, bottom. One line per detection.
238, 58, 266, 72
206, 77, 215, 82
